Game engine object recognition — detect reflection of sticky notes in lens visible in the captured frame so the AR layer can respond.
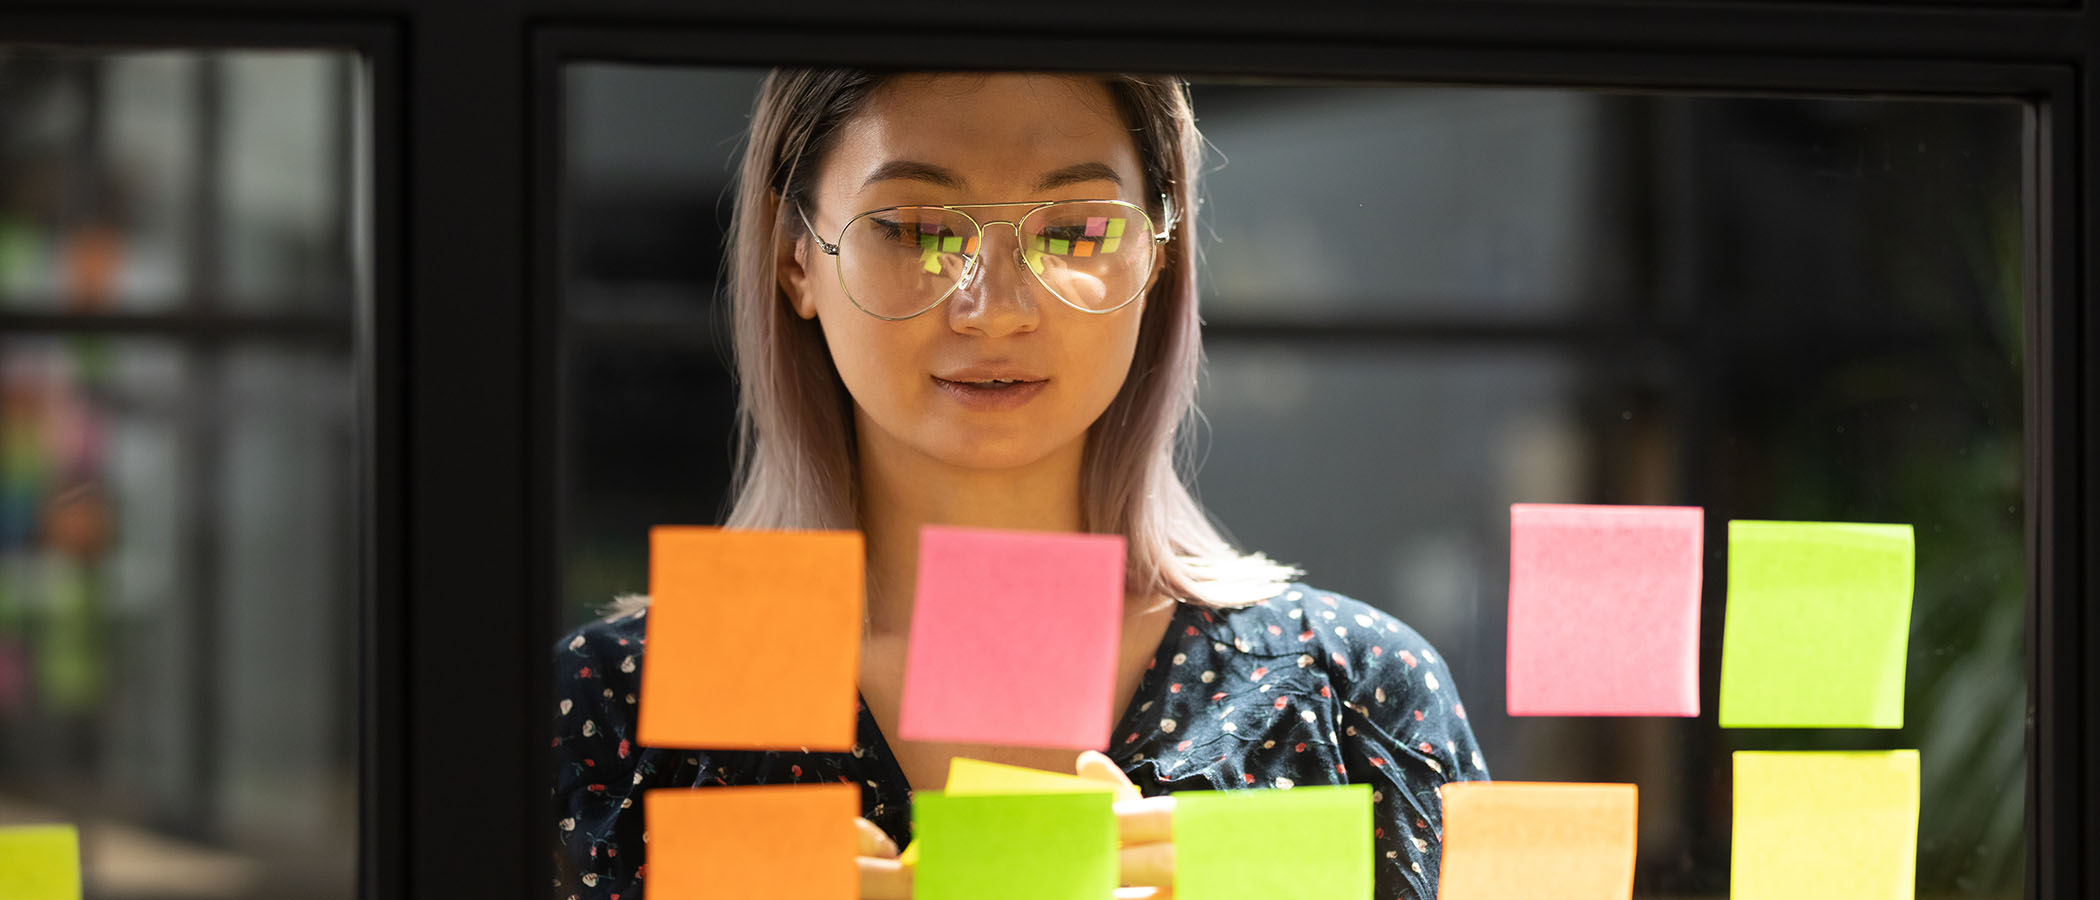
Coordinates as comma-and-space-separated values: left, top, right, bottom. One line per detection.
1024, 250, 1045, 275
1175, 785, 1372, 900
899, 526, 1124, 749
1046, 238, 1070, 255
1100, 237, 1121, 255
638, 527, 863, 750
921, 248, 942, 274
646, 784, 858, 900
1719, 521, 1914, 728
940, 235, 962, 253
1438, 782, 1636, 900
1071, 240, 1095, 258
964, 235, 980, 254
920, 218, 940, 233
1507, 503, 1703, 717
0, 825, 81, 900
913, 792, 1116, 900
1028, 235, 1046, 252
1732, 751, 1918, 900
918, 234, 936, 251
1104, 218, 1126, 237
1084, 216, 1107, 236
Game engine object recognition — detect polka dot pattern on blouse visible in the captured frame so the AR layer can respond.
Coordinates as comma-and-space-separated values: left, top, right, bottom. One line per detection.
551, 583, 1489, 900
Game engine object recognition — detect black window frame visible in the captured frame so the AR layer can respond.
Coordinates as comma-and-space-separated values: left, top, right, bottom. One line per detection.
1, 4, 2089, 899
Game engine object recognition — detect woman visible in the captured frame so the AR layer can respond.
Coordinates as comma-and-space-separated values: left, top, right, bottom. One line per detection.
554, 69, 1488, 900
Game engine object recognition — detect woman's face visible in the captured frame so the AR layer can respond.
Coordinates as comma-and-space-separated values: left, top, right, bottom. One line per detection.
781, 73, 1157, 474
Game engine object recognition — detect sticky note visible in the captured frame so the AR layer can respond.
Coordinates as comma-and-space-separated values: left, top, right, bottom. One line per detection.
1100, 237, 1121, 254
1507, 503, 1704, 717
1718, 521, 1914, 728
912, 791, 1116, 900
1084, 216, 1107, 236
941, 235, 962, 253
1438, 782, 1637, 900
921, 247, 942, 274
638, 527, 863, 751
1047, 238, 1071, 255
1174, 785, 1372, 900
898, 526, 1124, 749
1072, 240, 1096, 257
645, 783, 858, 900
0, 824, 81, 900
1732, 750, 1919, 899
1104, 218, 1126, 237
900, 758, 1134, 866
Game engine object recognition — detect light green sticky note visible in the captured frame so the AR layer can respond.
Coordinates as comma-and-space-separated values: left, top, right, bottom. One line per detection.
940, 235, 962, 253
912, 791, 1115, 900
1718, 520, 1914, 728
1174, 785, 1372, 900
1104, 218, 1126, 237
0, 824, 82, 900
899, 758, 1130, 866
1732, 750, 1918, 899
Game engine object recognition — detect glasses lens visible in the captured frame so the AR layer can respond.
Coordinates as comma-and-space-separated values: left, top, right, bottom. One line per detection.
836, 206, 980, 318
1020, 202, 1154, 311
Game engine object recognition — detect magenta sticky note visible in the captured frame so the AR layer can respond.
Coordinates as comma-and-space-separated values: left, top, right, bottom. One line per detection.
1507, 503, 1703, 717
899, 526, 1126, 749
1084, 216, 1108, 237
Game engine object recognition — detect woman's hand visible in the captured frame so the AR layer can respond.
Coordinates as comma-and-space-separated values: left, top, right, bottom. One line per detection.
1076, 750, 1176, 900
856, 816, 912, 900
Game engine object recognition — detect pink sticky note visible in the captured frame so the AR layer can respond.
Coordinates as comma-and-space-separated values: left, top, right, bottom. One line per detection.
1084, 216, 1108, 237
899, 526, 1125, 749
1507, 503, 1703, 717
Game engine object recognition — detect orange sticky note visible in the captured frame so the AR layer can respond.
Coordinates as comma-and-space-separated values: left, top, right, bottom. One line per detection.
645, 783, 859, 900
1439, 781, 1638, 900
638, 527, 863, 751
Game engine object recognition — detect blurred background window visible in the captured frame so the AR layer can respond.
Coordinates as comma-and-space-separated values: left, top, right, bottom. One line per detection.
0, 49, 361, 899
557, 66, 2024, 898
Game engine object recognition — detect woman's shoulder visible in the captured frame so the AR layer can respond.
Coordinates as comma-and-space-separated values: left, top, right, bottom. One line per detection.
1198, 582, 1435, 657
554, 600, 650, 681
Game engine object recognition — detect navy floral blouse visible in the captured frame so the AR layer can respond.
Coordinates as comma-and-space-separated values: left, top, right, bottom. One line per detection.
552, 583, 1489, 900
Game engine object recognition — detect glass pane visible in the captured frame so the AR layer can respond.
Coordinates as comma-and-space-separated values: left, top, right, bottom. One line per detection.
0, 51, 357, 314
0, 47, 361, 900
557, 66, 2025, 900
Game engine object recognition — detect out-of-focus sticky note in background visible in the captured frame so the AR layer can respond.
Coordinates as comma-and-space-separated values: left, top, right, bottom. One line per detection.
1173, 785, 1372, 900
0, 824, 81, 900
1732, 750, 1919, 900
645, 783, 858, 900
1507, 503, 1704, 717
899, 526, 1125, 749
1718, 521, 1914, 728
638, 527, 864, 751
899, 758, 1133, 866
912, 791, 1116, 900
1438, 781, 1637, 900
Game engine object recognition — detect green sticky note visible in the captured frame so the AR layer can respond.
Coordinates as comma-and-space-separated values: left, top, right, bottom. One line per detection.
941, 235, 962, 253
0, 825, 81, 900
1174, 785, 1372, 900
1718, 520, 1914, 728
1104, 217, 1126, 237
1732, 750, 1919, 899
1047, 238, 1070, 255
912, 791, 1115, 900
1100, 237, 1121, 255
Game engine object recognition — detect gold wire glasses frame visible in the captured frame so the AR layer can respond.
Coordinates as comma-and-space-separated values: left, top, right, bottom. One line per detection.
794, 195, 1178, 321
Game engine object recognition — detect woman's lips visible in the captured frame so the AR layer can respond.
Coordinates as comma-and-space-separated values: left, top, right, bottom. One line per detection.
932, 375, 1048, 411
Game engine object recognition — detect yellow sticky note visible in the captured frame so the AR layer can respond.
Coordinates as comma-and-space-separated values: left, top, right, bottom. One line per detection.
1438, 782, 1637, 900
0, 824, 81, 900
1732, 750, 1919, 900
900, 757, 1134, 865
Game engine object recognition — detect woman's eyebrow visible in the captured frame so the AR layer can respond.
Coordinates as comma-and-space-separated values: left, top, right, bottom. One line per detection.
859, 160, 1124, 192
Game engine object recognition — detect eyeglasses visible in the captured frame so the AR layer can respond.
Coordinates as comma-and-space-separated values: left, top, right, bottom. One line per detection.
795, 196, 1176, 321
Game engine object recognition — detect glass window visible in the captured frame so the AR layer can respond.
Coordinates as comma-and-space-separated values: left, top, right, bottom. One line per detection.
0, 48, 362, 900
555, 66, 2025, 898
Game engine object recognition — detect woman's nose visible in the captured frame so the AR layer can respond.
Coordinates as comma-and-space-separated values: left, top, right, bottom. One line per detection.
948, 223, 1041, 337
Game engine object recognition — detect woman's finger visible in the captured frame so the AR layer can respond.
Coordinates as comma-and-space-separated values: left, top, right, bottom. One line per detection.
855, 817, 899, 859
1119, 839, 1175, 889
1114, 795, 1176, 846
1076, 750, 1144, 805
859, 856, 912, 900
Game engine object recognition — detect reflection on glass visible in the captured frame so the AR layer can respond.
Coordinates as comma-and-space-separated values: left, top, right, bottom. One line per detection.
559, 66, 2025, 898
0, 48, 359, 900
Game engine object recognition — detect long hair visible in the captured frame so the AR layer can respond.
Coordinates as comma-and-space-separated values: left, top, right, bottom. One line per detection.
723, 68, 1298, 608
